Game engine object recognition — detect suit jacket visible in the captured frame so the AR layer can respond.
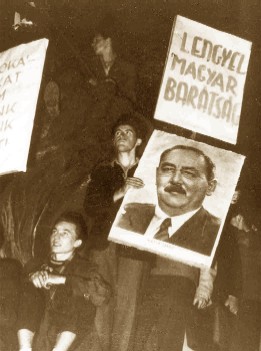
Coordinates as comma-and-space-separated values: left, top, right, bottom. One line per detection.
116, 203, 221, 256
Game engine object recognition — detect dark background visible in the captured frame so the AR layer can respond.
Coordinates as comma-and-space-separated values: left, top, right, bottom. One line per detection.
1, 0, 260, 174
0, 0, 260, 259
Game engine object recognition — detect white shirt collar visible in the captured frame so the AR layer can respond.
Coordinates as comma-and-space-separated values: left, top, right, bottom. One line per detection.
145, 205, 200, 239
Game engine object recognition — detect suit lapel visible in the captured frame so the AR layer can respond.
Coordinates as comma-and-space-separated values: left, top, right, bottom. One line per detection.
127, 204, 155, 234
168, 208, 207, 246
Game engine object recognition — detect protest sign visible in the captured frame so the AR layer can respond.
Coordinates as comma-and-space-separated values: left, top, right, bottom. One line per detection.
0, 38, 48, 174
109, 130, 245, 268
154, 16, 252, 144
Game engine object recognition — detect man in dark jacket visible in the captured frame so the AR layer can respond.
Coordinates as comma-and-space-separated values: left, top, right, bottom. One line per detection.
84, 114, 151, 351
17, 211, 111, 351
84, 114, 144, 250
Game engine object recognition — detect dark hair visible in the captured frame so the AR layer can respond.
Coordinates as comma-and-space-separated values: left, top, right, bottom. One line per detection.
94, 14, 118, 42
54, 211, 88, 242
159, 145, 216, 181
111, 114, 143, 140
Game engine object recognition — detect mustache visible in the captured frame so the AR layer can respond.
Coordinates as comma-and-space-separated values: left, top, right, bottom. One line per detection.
164, 183, 186, 195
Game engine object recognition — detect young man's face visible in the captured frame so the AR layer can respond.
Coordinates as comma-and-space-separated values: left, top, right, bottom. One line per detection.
92, 34, 109, 55
113, 124, 141, 153
156, 148, 216, 216
50, 221, 82, 255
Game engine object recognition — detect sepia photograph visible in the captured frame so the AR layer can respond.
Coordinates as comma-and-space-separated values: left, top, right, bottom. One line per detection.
0, 1, 260, 351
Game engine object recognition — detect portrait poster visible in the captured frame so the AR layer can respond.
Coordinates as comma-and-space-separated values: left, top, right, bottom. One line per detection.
154, 15, 252, 144
0, 38, 49, 175
109, 130, 245, 268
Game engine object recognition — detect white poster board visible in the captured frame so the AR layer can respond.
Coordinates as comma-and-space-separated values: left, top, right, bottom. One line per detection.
109, 130, 245, 268
154, 15, 252, 144
0, 38, 49, 175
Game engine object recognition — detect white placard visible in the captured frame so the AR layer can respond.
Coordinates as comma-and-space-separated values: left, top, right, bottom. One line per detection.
154, 15, 252, 144
0, 38, 49, 175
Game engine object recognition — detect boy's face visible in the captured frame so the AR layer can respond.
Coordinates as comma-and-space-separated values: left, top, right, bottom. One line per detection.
50, 221, 82, 255
113, 124, 141, 153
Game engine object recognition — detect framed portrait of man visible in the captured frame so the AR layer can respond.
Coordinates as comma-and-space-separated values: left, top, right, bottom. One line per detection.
109, 130, 245, 267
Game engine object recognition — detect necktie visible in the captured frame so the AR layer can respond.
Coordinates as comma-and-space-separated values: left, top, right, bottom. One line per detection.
153, 218, 172, 242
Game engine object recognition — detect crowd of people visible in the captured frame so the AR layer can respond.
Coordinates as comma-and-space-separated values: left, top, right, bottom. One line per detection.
0, 16, 260, 351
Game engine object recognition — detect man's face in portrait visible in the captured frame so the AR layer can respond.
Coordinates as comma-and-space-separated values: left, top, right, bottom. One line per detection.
113, 124, 141, 153
156, 148, 216, 216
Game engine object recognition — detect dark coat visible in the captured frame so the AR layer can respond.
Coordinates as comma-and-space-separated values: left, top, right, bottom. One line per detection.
90, 55, 137, 105
117, 203, 221, 256
17, 253, 111, 345
214, 223, 242, 301
84, 160, 138, 249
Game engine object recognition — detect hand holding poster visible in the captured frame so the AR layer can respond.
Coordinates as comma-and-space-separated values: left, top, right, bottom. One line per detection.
154, 16, 252, 144
109, 130, 245, 268
0, 39, 48, 175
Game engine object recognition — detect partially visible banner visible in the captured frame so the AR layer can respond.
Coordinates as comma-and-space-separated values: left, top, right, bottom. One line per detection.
154, 16, 252, 144
109, 130, 245, 268
0, 39, 49, 175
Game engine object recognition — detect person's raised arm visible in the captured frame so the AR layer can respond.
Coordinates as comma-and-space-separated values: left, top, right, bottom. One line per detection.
29, 270, 66, 289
